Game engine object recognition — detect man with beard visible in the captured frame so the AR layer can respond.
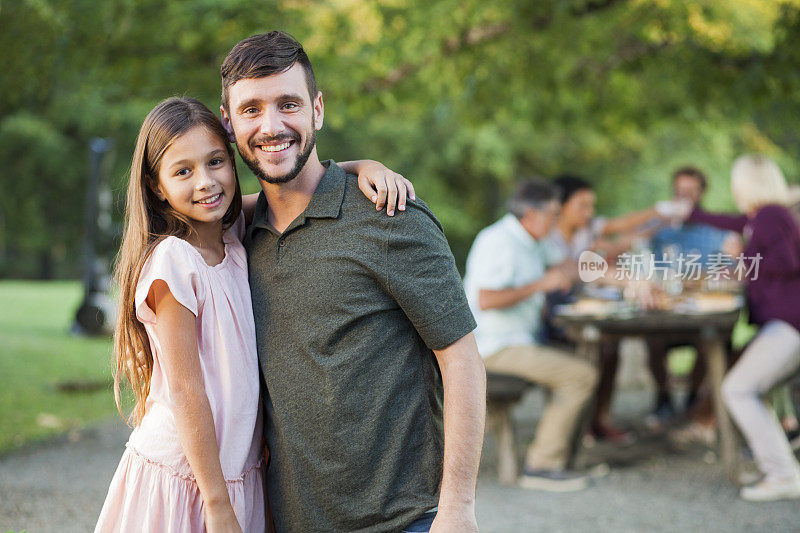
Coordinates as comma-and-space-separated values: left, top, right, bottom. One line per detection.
220, 32, 486, 533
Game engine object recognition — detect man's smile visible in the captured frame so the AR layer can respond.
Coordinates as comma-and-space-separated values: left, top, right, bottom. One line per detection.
258, 140, 294, 153
253, 133, 300, 158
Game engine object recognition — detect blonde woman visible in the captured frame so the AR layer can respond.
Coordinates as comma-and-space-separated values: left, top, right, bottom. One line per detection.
685, 154, 800, 501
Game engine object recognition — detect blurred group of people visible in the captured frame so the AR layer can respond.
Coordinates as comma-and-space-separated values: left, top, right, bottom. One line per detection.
464, 154, 800, 501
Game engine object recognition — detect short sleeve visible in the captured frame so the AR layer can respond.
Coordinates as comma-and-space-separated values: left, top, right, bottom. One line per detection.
465, 231, 516, 290
385, 201, 476, 350
231, 211, 246, 242
134, 237, 204, 324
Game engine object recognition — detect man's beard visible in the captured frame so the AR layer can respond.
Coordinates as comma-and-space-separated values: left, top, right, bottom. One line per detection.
241, 128, 316, 185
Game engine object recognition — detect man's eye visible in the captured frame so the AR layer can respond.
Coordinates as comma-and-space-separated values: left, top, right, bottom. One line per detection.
283, 103, 298, 110
243, 107, 259, 114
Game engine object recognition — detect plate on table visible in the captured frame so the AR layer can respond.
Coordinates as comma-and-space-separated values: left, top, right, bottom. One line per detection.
673, 293, 743, 314
554, 298, 624, 318
581, 285, 623, 301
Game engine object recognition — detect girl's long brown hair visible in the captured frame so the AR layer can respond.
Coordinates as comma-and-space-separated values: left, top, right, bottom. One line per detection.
114, 97, 242, 426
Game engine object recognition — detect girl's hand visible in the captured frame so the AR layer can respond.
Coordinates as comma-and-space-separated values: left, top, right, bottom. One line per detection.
340, 159, 416, 216
205, 504, 243, 533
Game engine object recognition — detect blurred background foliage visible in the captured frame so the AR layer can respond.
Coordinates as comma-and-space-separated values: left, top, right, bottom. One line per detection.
3, 0, 800, 276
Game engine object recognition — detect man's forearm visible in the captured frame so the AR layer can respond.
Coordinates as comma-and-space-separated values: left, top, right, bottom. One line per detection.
434, 334, 486, 514
478, 281, 539, 310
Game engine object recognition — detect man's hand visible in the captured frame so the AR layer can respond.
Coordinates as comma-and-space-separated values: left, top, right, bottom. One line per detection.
655, 199, 693, 222
429, 505, 478, 533
539, 266, 573, 293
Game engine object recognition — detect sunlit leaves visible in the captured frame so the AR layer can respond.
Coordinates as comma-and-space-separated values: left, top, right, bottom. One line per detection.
2, 0, 800, 275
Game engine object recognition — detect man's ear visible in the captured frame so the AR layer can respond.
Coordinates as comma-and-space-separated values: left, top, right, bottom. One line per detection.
220, 105, 237, 143
313, 91, 324, 131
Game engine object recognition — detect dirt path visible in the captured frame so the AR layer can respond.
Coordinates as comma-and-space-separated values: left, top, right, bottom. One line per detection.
2, 389, 798, 532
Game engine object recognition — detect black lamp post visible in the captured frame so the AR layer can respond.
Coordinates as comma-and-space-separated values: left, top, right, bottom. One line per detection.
73, 137, 116, 335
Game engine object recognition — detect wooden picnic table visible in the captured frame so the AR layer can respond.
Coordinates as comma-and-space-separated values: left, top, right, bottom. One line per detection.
554, 305, 742, 482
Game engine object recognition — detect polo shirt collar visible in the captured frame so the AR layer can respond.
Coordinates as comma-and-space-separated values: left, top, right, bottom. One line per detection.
501, 213, 538, 248
304, 160, 347, 219
251, 191, 270, 230
249, 159, 346, 232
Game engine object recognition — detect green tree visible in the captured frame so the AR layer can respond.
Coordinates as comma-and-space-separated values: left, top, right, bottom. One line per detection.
2, 0, 800, 275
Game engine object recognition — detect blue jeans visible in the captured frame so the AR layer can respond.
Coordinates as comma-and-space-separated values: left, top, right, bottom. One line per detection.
401, 509, 437, 532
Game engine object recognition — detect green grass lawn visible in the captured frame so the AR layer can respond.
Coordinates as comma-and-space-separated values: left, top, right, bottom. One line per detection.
0, 281, 122, 454
0, 280, 760, 455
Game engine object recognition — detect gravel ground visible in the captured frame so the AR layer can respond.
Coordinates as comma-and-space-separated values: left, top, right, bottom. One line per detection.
2, 388, 799, 532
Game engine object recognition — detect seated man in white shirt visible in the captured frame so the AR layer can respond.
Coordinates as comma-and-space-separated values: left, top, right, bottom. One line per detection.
464, 179, 599, 492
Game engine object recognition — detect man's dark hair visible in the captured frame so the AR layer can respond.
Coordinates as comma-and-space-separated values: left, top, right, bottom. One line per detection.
507, 179, 560, 218
553, 174, 593, 204
221, 31, 317, 112
672, 165, 707, 191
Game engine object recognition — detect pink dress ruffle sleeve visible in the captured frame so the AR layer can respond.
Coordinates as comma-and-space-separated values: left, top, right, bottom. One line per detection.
96, 217, 267, 532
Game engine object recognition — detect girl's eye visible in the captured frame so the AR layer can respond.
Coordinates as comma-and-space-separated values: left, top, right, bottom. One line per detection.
176, 168, 191, 177
209, 157, 224, 167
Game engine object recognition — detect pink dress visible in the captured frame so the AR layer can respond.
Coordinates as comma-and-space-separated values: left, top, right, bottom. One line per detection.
96, 218, 266, 532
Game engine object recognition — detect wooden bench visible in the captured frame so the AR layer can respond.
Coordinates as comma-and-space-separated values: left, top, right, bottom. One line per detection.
486, 373, 534, 485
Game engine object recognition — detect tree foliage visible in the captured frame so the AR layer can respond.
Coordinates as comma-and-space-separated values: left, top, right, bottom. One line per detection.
2, 0, 800, 276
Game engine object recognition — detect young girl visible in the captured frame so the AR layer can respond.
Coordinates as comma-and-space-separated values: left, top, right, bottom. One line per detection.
686, 154, 800, 502
95, 97, 411, 532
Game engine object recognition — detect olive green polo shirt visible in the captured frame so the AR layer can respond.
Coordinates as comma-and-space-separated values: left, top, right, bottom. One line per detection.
244, 160, 476, 533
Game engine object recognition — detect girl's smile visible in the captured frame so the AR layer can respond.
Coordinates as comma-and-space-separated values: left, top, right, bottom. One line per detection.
195, 192, 223, 207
